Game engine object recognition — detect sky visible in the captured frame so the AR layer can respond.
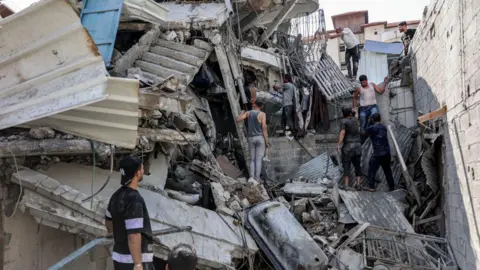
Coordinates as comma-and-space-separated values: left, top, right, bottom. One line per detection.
321, 0, 431, 30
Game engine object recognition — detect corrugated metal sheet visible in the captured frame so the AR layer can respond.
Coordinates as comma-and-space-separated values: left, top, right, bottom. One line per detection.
282, 152, 342, 182
357, 50, 388, 84
389, 79, 416, 128
0, 0, 111, 130
27, 77, 139, 149
121, 0, 168, 26
363, 40, 403, 55
0, 0, 139, 148
306, 54, 353, 101
81, 0, 124, 66
339, 189, 415, 232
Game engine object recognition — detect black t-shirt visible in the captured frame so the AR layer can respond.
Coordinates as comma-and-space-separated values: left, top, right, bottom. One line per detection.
366, 124, 390, 156
340, 117, 361, 144
106, 186, 153, 264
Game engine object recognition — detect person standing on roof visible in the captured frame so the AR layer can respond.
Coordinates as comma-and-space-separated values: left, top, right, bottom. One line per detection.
337, 107, 362, 188
105, 156, 155, 270
282, 74, 296, 139
236, 100, 269, 183
354, 75, 388, 141
398, 21, 416, 56
328, 27, 360, 79
365, 113, 395, 192
165, 244, 197, 270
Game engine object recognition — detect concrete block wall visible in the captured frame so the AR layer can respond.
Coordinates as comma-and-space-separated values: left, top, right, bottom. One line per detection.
411, 0, 480, 268
265, 134, 337, 182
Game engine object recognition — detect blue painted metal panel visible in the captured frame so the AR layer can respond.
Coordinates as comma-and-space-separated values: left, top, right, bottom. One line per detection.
80, 0, 124, 67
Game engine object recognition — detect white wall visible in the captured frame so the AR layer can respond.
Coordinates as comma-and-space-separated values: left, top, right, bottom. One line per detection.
412, 0, 480, 268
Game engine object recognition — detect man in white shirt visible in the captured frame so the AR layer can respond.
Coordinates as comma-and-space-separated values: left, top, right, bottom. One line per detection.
328, 27, 360, 79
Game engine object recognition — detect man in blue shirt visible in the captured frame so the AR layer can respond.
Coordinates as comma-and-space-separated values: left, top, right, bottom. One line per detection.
365, 113, 394, 191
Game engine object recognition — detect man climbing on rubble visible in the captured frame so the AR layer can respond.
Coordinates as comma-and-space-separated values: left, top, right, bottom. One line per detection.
236, 100, 269, 183
353, 75, 389, 142
399, 21, 416, 56
105, 156, 155, 270
337, 107, 362, 188
327, 27, 360, 79
365, 113, 395, 192
282, 74, 296, 140
165, 244, 197, 270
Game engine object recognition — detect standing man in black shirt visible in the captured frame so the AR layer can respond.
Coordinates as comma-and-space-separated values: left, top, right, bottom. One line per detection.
105, 156, 155, 270
337, 107, 362, 187
365, 113, 394, 192
399, 21, 416, 56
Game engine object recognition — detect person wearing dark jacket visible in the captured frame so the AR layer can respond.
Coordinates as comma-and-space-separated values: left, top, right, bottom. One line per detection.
365, 113, 395, 191
399, 21, 416, 56
282, 74, 296, 139
337, 107, 362, 187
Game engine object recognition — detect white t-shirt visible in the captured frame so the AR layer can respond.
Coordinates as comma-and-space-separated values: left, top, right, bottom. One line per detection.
341, 28, 359, 49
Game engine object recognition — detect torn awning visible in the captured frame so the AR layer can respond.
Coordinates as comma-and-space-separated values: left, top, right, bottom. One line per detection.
0, 0, 139, 148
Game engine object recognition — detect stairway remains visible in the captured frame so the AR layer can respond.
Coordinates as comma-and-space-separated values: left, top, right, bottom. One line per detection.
135, 38, 213, 90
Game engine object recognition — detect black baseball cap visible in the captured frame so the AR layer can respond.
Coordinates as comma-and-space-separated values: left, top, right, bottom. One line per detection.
119, 156, 142, 186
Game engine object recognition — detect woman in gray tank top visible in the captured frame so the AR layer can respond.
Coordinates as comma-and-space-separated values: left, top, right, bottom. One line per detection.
236, 101, 269, 182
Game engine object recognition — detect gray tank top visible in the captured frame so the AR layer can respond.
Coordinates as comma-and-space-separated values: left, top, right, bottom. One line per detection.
247, 110, 263, 137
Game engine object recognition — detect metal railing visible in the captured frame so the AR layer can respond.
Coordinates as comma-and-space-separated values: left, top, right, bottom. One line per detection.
47, 226, 192, 270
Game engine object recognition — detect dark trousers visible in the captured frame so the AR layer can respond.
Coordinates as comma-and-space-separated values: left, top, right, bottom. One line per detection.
368, 154, 394, 191
345, 45, 360, 77
282, 105, 295, 131
342, 143, 362, 177
114, 262, 155, 270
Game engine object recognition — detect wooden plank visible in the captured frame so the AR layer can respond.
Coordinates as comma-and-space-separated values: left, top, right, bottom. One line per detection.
418, 105, 447, 123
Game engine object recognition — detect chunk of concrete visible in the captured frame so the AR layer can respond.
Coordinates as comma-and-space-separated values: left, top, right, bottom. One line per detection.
210, 182, 227, 208
293, 198, 308, 216
240, 198, 251, 208
227, 200, 242, 212
29, 127, 55, 139
172, 114, 197, 132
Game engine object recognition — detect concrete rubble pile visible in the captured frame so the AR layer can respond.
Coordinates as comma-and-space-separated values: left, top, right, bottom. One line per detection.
0, 0, 351, 268
1, 0, 452, 269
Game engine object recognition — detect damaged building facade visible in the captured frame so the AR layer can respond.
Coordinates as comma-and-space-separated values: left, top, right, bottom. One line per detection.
0, 0, 474, 269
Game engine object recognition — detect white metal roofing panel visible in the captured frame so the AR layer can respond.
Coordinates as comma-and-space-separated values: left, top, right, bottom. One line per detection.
0, 0, 110, 129
27, 77, 140, 149
357, 50, 388, 85
0, 0, 140, 148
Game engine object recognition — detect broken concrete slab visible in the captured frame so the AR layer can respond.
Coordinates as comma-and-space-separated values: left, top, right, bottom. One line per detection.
139, 89, 192, 114
113, 26, 161, 76
330, 248, 364, 270
210, 182, 228, 208
0, 139, 111, 158
138, 127, 201, 145
292, 198, 308, 216
24, 163, 258, 268
20, 190, 106, 237
282, 182, 328, 197
172, 114, 197, 132
11, 167, 107, 223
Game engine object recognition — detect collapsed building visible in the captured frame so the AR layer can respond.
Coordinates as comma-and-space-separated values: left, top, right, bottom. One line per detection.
0, 0, 467, 269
